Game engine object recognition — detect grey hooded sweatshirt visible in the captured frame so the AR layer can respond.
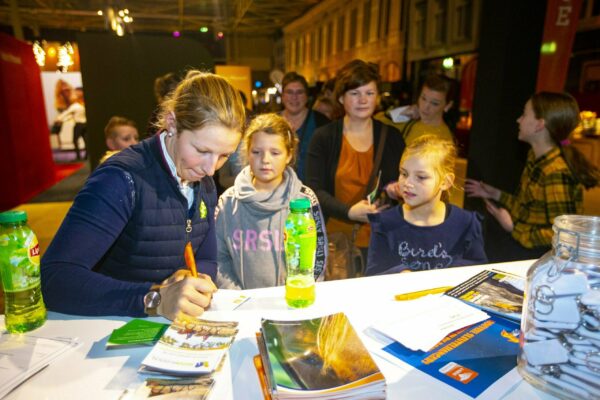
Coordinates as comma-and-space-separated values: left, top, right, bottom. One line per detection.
216, 166, 327, 290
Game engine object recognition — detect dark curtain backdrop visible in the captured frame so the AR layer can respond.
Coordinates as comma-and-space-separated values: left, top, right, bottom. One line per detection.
0, 33, 55, 211
465, 0, 547, 262
76, 32, 214, 168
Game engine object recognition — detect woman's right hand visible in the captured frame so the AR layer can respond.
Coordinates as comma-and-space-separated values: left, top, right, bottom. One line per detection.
348, 200, 378, 223
464, 179, 501, 201
157, 272, 218, 321
401, 104, 420, 119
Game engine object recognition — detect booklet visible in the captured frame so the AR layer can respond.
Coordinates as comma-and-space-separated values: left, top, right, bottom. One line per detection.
374, 315, 521, 398
256, 312, 386, 399
106, 319, 169, 349
445, 270, 525, 322
140, 318, 239, 377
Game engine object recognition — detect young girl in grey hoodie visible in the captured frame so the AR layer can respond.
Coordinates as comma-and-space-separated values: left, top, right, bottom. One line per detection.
216, 113, 327, 289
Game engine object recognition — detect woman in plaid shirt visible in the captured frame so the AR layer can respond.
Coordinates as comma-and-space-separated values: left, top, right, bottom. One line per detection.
465, 92, 599, 259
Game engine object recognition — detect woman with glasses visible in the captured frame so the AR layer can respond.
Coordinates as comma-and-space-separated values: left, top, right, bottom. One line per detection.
280, 72, 330, 181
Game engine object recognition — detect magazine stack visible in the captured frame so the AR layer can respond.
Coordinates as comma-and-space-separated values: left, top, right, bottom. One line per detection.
255, 312, 386, 399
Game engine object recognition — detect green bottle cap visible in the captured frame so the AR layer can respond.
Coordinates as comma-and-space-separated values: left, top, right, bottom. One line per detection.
0, 210, 28, 224
290, 198, 310, 211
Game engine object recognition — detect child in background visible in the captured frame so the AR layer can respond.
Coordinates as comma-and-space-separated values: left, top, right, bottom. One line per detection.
465, 92, 599, 260
216, 113, 327, 289
365, 135, 487, 275
100, 116, 139, 163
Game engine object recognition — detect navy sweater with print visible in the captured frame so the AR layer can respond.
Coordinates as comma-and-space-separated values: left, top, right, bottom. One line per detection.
41, 135, 217, 317
365, 204, 487, 276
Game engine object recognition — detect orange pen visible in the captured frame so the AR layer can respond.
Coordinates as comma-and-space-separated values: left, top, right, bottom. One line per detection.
184, 242, 198, 278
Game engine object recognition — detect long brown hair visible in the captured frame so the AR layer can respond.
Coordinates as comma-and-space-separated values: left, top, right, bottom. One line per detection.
530, 92, 599, 189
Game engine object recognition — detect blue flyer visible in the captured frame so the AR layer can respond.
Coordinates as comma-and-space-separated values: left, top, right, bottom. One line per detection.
382, 316, 520, 398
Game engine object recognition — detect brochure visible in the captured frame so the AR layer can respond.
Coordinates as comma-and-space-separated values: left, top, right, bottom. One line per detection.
126, 376, 214, 399
256, 312, 386, 399
106, 319, 169, 349
140, 318, 238, 377
445, 270, 525, 322
376, 315, 520, 398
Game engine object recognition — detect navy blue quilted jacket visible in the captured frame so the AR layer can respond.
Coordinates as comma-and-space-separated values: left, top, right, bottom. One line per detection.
41, 134, 218, 316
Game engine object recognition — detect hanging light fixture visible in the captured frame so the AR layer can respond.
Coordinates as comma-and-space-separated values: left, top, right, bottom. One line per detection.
57, 42, 74, 72
105, 6, 133, 36
32, 41, 46, 67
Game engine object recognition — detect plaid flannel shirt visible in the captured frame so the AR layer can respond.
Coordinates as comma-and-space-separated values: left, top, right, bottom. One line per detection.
497, 147, 582, 249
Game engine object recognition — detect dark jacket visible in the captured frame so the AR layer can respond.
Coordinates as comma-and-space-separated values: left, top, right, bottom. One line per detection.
41, 134, 218, 317
305, 118, 405, 221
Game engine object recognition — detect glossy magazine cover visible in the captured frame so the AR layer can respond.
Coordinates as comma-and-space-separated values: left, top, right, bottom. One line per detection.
259, 312, 385, 398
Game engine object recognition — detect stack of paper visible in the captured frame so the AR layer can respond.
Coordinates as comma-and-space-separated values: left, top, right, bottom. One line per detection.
0, 333, 79, 398
370, 295, 489, 352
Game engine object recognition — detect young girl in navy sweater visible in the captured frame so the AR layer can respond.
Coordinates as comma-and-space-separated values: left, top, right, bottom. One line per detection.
365, 135, 487, 275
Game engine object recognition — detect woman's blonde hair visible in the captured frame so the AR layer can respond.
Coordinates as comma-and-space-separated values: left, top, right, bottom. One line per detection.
401, 135, 457, 202
155, 71, 246, 135
242, 113, 299, 166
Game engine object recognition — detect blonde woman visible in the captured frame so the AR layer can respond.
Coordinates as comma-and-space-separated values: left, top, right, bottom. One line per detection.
42, 72, 246, 320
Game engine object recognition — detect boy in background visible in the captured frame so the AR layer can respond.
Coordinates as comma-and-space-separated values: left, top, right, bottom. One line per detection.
100, 116, 139, 163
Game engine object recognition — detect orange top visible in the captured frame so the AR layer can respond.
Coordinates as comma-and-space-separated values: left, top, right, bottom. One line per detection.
326, 134, 373, 248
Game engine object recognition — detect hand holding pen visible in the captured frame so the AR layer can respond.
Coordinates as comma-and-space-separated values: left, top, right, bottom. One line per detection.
154, 242, 217, 320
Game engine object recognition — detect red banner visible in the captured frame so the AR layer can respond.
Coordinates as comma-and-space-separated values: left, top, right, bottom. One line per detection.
536, 0, 583, 92
0, 33, 55, 210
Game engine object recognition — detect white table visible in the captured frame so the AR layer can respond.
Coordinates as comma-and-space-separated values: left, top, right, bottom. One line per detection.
2, 260, 557, 400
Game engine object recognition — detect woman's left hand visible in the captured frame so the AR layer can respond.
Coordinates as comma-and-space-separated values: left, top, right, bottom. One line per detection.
484, 199, 514, 232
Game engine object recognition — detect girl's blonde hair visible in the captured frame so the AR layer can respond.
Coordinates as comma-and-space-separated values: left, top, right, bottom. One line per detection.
242, 113, 299, 166
400, 135, 457, 202
155, 71, 246, 135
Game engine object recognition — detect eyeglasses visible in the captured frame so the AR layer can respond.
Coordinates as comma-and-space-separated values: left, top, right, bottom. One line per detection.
283, 89, 306, 97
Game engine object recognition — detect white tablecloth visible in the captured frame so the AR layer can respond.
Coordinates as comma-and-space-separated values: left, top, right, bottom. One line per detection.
2, 260, 556, 400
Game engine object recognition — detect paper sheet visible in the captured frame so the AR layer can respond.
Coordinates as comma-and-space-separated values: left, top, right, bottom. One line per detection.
0, 333, 79, 399
370, 294, 489, 352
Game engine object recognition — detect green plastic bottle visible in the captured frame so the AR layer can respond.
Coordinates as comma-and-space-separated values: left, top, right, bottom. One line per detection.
284, 198, 316, 308
0, 211, 46, 333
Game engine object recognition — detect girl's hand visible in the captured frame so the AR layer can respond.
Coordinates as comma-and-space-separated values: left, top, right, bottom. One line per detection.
348, 200, 378, 223
464, 179, 501, 201
157, 274, 217, 321
484, 199, 514, 232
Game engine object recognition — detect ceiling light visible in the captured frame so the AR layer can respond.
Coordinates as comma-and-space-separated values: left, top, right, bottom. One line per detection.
32, 41, 46, 67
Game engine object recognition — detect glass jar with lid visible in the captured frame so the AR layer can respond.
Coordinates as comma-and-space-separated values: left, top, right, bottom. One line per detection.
518, 215, 600, 400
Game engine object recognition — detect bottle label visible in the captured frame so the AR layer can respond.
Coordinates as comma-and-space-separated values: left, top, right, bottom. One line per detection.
28, 236, 41, 266
0, 229, 41, 292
